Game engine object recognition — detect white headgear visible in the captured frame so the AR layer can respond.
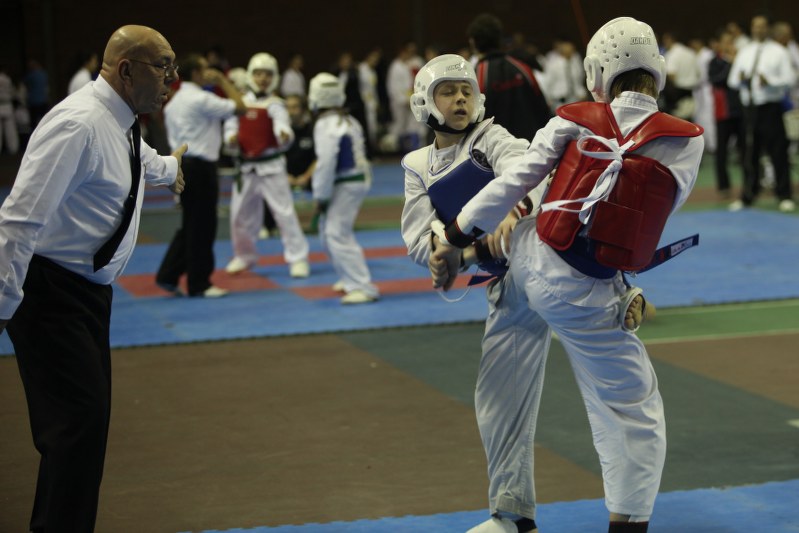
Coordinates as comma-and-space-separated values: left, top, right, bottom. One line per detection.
247, 52, 280, 94
410, 54, 486, 126
308, 73, 346, 112
227, 67, 248, 93
583, 17, 666, 102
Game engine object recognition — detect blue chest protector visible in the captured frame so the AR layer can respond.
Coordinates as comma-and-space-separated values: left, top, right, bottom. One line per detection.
402, 120, 508, 277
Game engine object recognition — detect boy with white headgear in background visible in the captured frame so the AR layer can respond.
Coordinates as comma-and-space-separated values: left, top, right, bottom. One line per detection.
428, 17, 703, 533
308, 73, 379, 304
224, 52, 310, 278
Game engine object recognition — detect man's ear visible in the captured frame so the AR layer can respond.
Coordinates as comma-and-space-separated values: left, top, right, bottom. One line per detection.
119, 60, 133, 83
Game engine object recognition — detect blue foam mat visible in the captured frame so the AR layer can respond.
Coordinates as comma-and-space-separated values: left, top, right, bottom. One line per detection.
184, 478, 799, 532
141, 162, 405, 210
0, 209, 797, 354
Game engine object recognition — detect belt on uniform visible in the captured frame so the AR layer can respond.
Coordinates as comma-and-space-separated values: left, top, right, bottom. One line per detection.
334, 173, 366, 185
555, 236, 617, 279
241, 152, 284, 163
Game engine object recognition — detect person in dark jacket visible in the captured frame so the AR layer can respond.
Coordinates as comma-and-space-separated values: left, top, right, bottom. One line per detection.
467, 13, 552, 141
709, 31, 747, 198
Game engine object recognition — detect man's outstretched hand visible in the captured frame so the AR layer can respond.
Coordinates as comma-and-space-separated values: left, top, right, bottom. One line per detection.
169, 143, 188, 194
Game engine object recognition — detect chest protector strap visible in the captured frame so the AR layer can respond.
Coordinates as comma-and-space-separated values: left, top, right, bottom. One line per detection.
238, 107, 279, 159
537, 102, 702, 272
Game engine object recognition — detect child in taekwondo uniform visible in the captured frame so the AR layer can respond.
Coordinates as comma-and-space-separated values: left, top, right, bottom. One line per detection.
224, 52, 310, 278
307, 73, 379, 304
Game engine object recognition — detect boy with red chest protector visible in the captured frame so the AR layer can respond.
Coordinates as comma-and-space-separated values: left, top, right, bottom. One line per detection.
431, 17, 704, 533
223, 53, 310, 278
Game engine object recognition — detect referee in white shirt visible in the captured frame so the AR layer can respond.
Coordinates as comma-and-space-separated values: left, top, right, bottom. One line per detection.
0, 26, 185, 533
728, 15, 797, 212
156, 54, 246, 297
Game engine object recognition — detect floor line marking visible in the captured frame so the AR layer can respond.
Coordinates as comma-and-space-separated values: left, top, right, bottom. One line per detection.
641, 328, 799, 345
652, 299, 799, 315
552, 328, 799, 345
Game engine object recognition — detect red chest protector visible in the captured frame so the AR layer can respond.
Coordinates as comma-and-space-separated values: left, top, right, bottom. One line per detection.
237, 107, 279, 159
536, 102, 702, 271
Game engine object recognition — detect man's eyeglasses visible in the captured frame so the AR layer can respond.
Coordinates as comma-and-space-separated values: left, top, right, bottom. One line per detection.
129, 59, 179, 76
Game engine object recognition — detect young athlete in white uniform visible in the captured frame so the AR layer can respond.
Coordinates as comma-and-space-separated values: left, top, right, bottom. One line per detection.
308, 73, 379, 304
401, 55, 532, 288
223, 52, 310, 278
430, 19, 704, 533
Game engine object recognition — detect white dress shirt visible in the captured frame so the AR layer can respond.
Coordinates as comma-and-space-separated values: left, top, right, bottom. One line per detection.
665, 42, 700, 90
67, 67, 93, 95
164, 81, 236, 161
543, 52, 587, 104
0, 75, 177, 319
280, 68, 306, 96
728, 39, 797, 106
386, 58, 413, 107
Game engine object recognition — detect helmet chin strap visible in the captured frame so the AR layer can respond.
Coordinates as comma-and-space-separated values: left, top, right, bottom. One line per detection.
426, 115, 477, 135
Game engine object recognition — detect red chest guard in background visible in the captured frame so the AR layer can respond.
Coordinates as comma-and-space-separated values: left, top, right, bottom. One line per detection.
237, 107, 279, 159
536, 102, 702, 271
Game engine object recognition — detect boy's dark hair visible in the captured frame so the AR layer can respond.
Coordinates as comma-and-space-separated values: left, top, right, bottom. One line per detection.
467, 13, 503, 53
179, 53, 205, 80
610, 69, 658, 99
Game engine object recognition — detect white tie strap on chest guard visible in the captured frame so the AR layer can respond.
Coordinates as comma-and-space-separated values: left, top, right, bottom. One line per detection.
541, 136, 636, 225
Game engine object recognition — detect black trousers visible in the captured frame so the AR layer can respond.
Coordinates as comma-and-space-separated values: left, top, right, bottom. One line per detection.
156, 156, 219, 295
743, 102, 793, 204
714, 116, 746, 192
8, 255, 113, 533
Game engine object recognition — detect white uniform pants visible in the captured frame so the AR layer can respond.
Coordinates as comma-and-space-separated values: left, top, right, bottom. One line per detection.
477, 221, 665, 520
318, 181, 378, 297
230, 168, 309, 266
0, 103, 19, 155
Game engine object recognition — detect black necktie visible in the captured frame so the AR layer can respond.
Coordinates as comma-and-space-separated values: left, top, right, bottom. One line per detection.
93, 119, 141, 272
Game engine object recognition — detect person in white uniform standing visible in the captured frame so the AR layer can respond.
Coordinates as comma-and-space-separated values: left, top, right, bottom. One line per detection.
430, 17, 704, 533
308, 73, 379, 304
0, 65, 19, 155
224, 52, 310, 278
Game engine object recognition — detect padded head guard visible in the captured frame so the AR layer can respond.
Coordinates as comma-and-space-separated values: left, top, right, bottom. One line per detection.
227, 67, 248, 93
410, 54, 486, 128
584, 17, 666, 102
247, 52, 280, 94
308, 72, 346, 112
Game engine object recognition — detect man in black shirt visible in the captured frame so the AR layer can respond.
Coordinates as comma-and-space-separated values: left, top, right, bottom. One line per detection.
467, 13, 552, 141
285, 94, 316, 191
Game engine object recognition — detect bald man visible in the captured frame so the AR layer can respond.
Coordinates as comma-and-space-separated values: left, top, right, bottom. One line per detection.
0, 26, 184, 532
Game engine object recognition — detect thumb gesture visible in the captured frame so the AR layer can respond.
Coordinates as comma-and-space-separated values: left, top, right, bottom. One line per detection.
172, 143, 188, 161
169, 144, 188, 194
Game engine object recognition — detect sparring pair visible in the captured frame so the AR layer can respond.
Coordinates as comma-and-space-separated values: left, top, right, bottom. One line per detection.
404, 17, 703, 533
